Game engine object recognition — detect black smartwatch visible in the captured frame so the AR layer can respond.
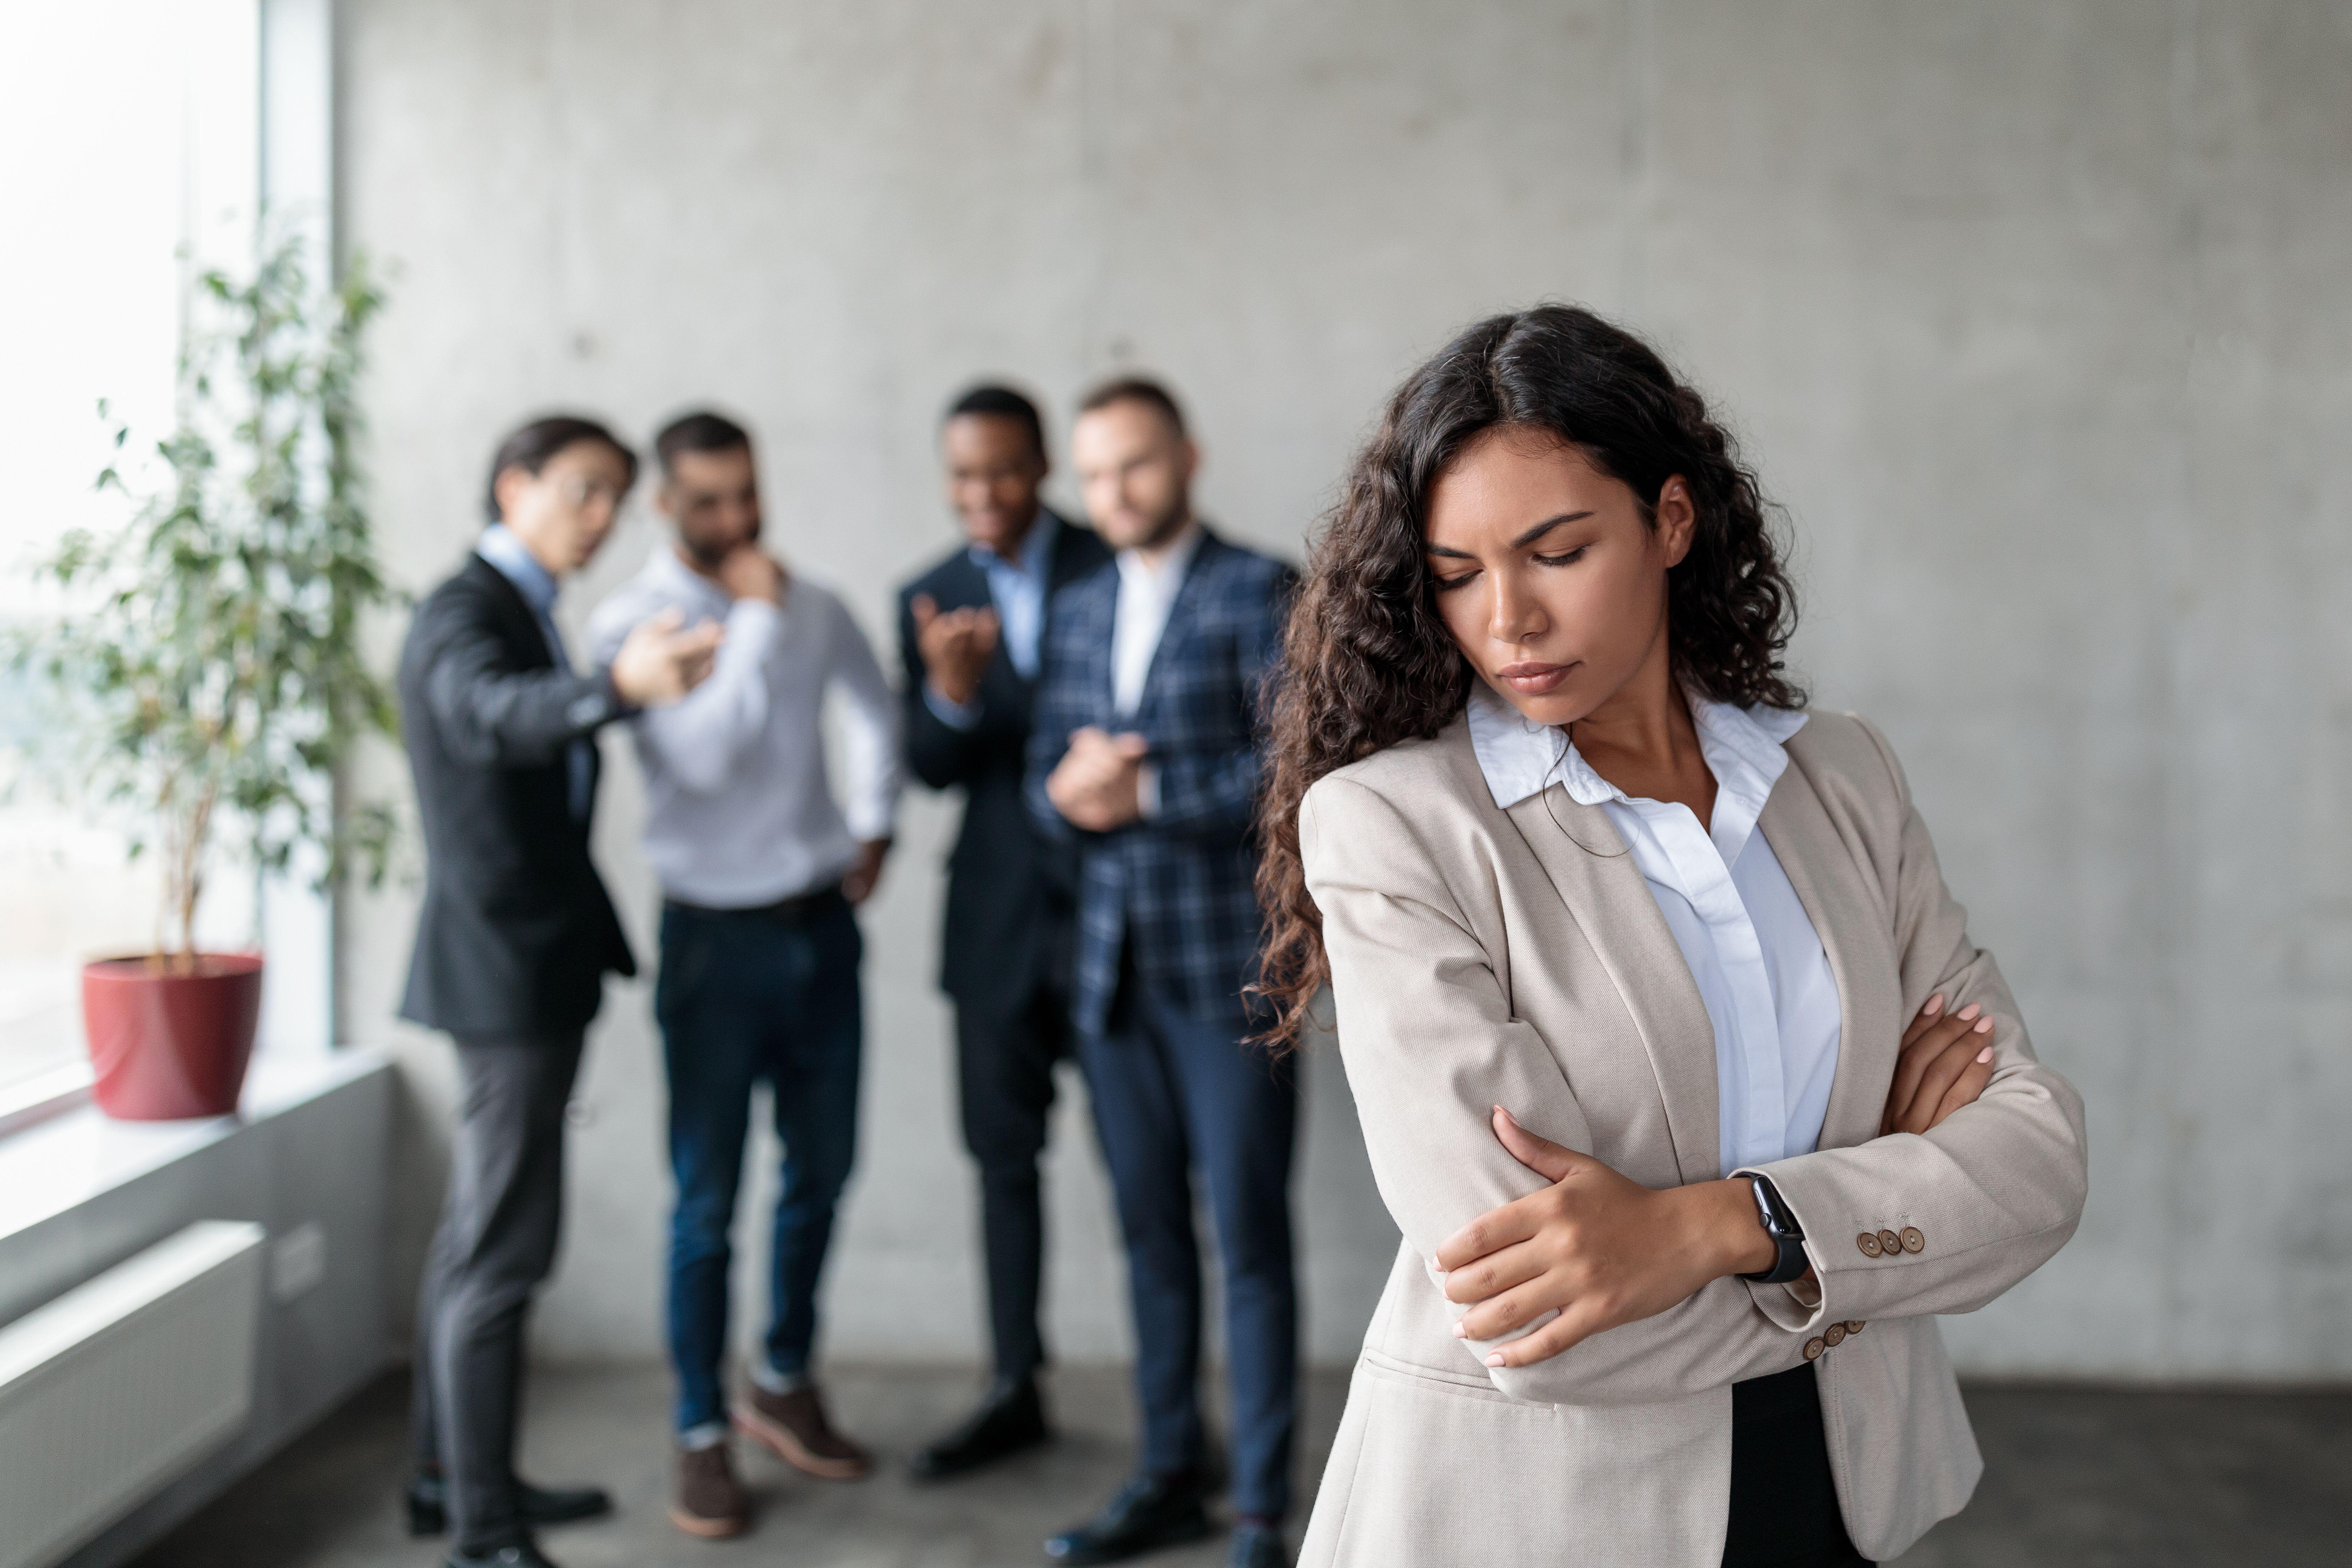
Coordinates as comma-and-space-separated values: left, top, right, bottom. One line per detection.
1738, 1175, 1809, 1284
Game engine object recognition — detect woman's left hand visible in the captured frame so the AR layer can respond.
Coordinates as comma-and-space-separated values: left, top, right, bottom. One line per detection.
1436, 1107, 1776, 1368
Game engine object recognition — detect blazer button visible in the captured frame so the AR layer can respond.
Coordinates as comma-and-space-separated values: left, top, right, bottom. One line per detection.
1877, 1229, 1903, 1257
1846, 1320, 1867, 1334
1804, 1337, 1826, 1360
1900, 1226, 1926, 1254
1823, 1323, 1847, 1347
1856, 1232, 1883, 1258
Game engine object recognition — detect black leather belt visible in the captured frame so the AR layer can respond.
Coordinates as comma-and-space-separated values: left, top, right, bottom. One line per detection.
664, 882, 844, 925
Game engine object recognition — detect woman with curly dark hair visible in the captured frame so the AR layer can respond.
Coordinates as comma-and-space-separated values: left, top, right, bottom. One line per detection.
1258, 307, 2087, 1567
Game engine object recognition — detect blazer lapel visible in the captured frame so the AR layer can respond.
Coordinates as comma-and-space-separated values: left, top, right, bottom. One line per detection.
1045, 511, 1105, 595
1133, 530, 1219, 725
465, 555, 555, 672
1079, 572, 1120, 726
1498, 772, 1723, 1186
1758, 758, 1903, 1152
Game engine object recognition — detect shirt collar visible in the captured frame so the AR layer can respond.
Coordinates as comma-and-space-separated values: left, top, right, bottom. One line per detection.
645, 541, 733, 606
1464, 679, 1807, 814
1115, 518, 1204, 594
475, 524, 560, 616
968, 509, 1059, 581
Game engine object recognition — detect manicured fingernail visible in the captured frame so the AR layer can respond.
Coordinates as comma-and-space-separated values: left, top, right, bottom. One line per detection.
1975, 1045, 1993, 1062
1923, 994, 1945, 1015
1450, 1321, 1467, 1338
1957, 1003, 1981, 1021
1484, 1353, 1505, 1367
1974, 1018, 1993, 1033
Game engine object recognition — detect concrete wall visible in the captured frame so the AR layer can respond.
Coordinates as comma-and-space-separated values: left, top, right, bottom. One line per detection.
338, 1, 2352, 1379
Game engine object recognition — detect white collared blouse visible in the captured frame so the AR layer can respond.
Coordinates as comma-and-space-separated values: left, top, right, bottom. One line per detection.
1464, 681, 1842, 1176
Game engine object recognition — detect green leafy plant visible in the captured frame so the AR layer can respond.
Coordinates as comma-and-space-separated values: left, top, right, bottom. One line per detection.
6, 233, 400, 967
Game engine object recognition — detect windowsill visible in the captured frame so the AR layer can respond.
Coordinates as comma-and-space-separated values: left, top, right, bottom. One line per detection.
0, 1062, 96, 1138
0, 1047, 388, 1246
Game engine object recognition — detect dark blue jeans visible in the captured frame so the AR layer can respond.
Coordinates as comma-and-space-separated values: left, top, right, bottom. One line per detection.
1078, 970, 1300, 1520
655, 892, 863, 1437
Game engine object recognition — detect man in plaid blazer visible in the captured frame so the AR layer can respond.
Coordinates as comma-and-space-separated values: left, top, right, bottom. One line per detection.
1025, 378, 1300, 1568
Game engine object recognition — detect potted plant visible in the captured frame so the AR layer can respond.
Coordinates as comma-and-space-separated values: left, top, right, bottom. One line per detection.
6, 234, 399, 1119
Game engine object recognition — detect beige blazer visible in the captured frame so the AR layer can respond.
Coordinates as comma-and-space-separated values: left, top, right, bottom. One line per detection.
1296, 709, 2087, 1567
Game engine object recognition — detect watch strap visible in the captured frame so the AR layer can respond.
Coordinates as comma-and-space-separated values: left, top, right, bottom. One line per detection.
1739, 1174, 1810, 1285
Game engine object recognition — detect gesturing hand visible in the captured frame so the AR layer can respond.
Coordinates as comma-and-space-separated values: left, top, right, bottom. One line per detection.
1045, 725, 1149, 831
609, 608, 725, 708
717, 545, 789, 606
912, 593, 1000, 709
1880, 993, 1997, 1136
1436, 1108, 1773, 1369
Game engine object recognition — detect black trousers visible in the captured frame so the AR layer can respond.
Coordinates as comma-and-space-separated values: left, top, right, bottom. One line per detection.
954, 981, 1072, 1385
410, 1032, 584, 1554
1722, 1365, 1871, 1566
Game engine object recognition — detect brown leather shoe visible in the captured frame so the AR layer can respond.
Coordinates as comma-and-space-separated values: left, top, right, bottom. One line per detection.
733, 1382, 872, 1480
669, 1444, 748, 1538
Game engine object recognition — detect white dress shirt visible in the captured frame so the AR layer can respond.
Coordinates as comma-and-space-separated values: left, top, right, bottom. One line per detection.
586, 548, 903, 908
1110, 519, 1203, 717
1464, 681, 1841, 1177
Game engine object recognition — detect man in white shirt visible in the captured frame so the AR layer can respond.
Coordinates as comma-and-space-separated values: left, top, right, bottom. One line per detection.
584, 412, 901, 1540
1024, 380, 1300, 1568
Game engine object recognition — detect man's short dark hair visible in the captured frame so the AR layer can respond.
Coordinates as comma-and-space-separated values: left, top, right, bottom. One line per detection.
1078, 375, 1187, 439
485, 414, 637, 522
654, 410, 753, 479
943, 384, 1047, 460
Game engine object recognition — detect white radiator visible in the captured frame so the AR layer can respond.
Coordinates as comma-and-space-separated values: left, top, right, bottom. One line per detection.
0, 1222, 266, 1568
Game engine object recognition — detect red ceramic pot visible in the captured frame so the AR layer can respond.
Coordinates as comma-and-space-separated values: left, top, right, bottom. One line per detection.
81, 953, 265, 1120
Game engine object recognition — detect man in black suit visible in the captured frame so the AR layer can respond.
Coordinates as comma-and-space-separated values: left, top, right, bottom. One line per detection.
399, 415, 722, 1568
897, 386, 1112, 1478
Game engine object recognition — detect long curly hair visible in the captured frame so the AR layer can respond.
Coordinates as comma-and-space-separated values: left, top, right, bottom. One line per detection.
1251, 304, 1804, 1047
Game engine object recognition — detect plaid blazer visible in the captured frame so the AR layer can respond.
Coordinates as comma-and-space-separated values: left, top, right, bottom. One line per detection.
1024, 527, 1296, 1038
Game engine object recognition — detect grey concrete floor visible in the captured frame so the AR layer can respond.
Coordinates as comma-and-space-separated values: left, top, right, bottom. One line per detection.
131, 1366, 2352, 1567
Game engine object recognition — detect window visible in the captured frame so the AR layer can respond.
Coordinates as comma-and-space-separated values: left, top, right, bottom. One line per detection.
0, 0, 289, 1100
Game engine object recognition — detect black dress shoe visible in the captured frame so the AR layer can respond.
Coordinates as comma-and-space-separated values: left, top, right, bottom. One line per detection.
908, 1379, 1051, 1480
407, 1475, 613, 1538
1227, 1523, 1289, 1568
443, 1538, 562, 1568
1044, 1469, 1214, 1564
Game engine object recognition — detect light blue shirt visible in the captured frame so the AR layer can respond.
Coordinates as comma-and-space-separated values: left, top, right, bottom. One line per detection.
924, 511, 1060, 730
475, 523, 593, 819
1464, 682, 1841, 1178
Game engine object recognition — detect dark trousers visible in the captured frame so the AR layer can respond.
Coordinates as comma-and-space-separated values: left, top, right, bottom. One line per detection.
410, 1032, 584, 1554
1078, 969, 1300, 1521
656, 892, 864, 1436
955, 980, 1072, 1386
1722, 1365, 1871, 1565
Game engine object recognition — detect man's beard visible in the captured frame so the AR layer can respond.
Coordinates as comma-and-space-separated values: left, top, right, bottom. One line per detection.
680, 519, 758, 572
1120, 499, 1189, 553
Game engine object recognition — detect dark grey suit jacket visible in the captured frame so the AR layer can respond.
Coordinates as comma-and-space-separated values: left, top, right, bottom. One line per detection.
397, 552, 636, 1039
897, 513, 1113, 1021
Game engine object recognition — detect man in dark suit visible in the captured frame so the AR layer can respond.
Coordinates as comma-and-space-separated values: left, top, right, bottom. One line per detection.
896, 385, 1112, 1479
398, 415, 721, 1568
1026, 380, 1299, 1568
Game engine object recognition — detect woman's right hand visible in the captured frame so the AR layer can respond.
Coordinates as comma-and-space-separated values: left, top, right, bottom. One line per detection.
1881, 994, 1997, 1136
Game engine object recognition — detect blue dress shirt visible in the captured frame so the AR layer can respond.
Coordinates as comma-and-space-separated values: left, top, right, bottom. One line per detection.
475, 523, 594, 819
925, 510, 1059, 729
